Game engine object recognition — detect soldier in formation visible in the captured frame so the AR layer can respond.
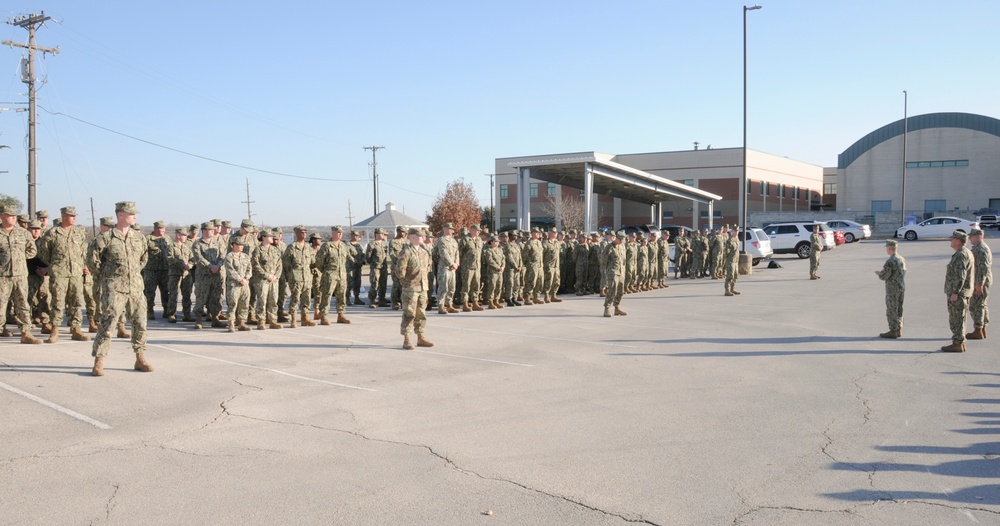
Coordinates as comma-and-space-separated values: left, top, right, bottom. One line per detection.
723, 228, 741, 297
38, 206, 89, 343
223, 236, 253, 332
434, 223, 460, 314
366, 228, 387, 308
396, 227, 434, 350
347, 230, 366, 306
966, 228, 992, 340
942, 230, 973, 352
283, 225, 317, 328
315, 226, 351, 325
875, 239, 906, 339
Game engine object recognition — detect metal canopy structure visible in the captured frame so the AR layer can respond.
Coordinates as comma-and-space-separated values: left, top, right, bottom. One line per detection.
507, 153, 723, 232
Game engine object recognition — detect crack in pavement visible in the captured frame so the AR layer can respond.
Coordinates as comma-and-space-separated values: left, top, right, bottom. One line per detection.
88, 482, 120, 525
731, 498, 1000, 524
218, 407, 662, 525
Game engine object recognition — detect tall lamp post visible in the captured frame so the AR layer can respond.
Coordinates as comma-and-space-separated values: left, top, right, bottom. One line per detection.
485, 173, 496, 231
741, 4, 762, 254
901, 90, 908, 226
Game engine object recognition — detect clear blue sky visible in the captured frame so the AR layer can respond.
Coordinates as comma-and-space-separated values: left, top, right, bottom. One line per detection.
1, 0, 997, 227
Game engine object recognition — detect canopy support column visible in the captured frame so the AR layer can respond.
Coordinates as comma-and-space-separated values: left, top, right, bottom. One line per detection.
583, 162, 594, 233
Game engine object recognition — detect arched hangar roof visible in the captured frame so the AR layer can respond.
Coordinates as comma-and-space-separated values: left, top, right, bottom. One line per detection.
837, 112, 1000, 169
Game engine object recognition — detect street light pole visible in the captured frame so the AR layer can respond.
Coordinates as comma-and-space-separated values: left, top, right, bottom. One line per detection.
901, 90, 908, 226
741, 4, 762, 253
484, 173, 496, 231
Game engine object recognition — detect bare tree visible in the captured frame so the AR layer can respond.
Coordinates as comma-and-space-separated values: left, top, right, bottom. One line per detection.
540, 194, 586, 231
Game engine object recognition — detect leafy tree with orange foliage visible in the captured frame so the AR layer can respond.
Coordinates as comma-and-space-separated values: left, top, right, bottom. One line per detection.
427, 179, 482, 234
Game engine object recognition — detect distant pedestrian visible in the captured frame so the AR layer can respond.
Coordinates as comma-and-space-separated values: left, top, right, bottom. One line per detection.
809, 225, 823, 280
875, 239, 906, 338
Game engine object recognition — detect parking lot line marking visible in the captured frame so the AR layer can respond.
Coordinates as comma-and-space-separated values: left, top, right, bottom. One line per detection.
295, 333, 535, 367
435, 325, 639, 349
147, 344, 377, 392
0, 379, 112, 430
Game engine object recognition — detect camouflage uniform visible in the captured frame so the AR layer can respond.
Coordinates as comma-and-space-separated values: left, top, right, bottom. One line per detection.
944, 237, 974, 345
877, 244, 906, 332
252, 233, 283, 326
603, 234, 626, 311
636, 239, 648, 290
282, 229, 316, 322
657, 235, 671, 286
674, 232, 689, 278
316, 231, 350, 321
223, 239, 252, 328
192, 228, 225, 323
89, 210, 149, 358
502, 232, 523, 304
396, 238, 431, 340
482, 238, 504, 306
143, 224, 172, 318
970, 237, 992, 332
459, 229, 484, 307
0, 217, 38, 338
724, 232, 740, 295
625, 236, 637, 290
38, 214, 89, 334
166, 230, 194, 321
366, 230, 387, 307
434, 228, 460, 310
28, 232, 51, 328
588, 235, 602, 293
708, 231, 722, 279
688, 232, 703, 279
574, 240, 590, 295
542, 233, 561, 299
522, 232, 544, 302
809, 231, 823, 279
388, 229, 407, 308
347, 233, 366, 304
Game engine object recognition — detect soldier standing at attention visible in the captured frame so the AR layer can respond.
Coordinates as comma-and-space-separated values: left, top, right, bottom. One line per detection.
274, 227, 290, 322
542, 227, 563, 303
88, 201, 152, 376
459, 224, 485, 311
875, 239, 906, 339
603, 231, 627, 317
142, 220, 172, 320
503, 231, 524, 307
238, 220, 260, 322
809, 225, 823, 280
165, 228, 194, 323
656, 231, 670, 288
522, 228, 544, 304
482, 234, 504, 308
598, 230, 611, 296
39, 206, 90, 343
0, 205, 43, 344
942, 230, 974, 352
387, 226, 407, 310
347, 230, 366, 305
366, 228, 387, 308
966, 228, 992, 340
87, 217, 127, 336
588, 233, 602, 294
223, 236, 253, 332
434, 223, 460, 314
397, 227, 434, 350
315, 225, 352, 325
723, 228, 741, 297
252, 230, 284, 330
283, 225, 317, 328
574, 234, 590, 295
308, 233, 324, 319
192, 222, 225, 329
624, 232, 638, 292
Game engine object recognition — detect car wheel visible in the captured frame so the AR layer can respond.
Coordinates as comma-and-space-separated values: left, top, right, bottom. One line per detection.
796, 242, 811, 259
844, 232, 855, 243
752, 258, 761, 266
904, 230, 917, 241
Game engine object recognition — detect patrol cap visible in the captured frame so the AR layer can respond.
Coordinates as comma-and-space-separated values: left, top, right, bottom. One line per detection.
0, 204, 18, 216
274, 226, 283, 234
200, 221, 215, 230
213, 218, 222, 227
407, 227, 421, 236
469, 224, 480, 231
28, 220, 42, 229
531, 227, 540, 233
16, 213, 29, 223
231, 235, 246, 246
591, 233, 600, 240
308, 233, 322, 242
61, 206, 78, 216
331, 225, 344, 233
100, 216, 116, 227
885, 239, 898, 248
396, 225, 406, 232
351, 230, 360, 237
489, 234, 499, 242
221, 220, 232, 228
970, 228, 984, 237
374, 227, 384, 235
549, 227, 558, 233
260, 229, 274, 238
951, 230, 968, 242
442, 222, 454, 230
36, 209, 49, 219
241, 219, 256, 231
615, 231, 626, 239
175, 227, 188, 235
115, 202, 139, 214
189, 224, 199, 232
153, 220, 166, 228
293, 225, 308, 233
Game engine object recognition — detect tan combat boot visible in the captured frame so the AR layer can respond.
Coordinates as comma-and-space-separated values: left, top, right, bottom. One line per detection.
416, 334, 434, 348
21, 332, 42, 345
117, 323, 131, 338
497, 299, 504, 308
940, 342, 966, 352
966, 328, 985, 340
438, 305, 449, 315
320, 314, 331, 326
47, 329, 59, 344
551, 294, 562, 303
523, 296, 533, 305
134, 352, 154, 372
257, 320, 266, 330
603, 306, 612, 318
211, 315, 226, 328
314, 311, 321, 321
91, 357, 105, 377
472, 302, 485, 312
447, 304, 460, 314
725, 290, 734, 297
227, 319, 236, 333
193, 314, 203, 330
40, 323, 53, 335
88, 321, 98, 333
217, 313, 228, 321
289, 313, 297, 328
268, 319, 283, 330
237, 320, 252, 332
301, 312, 316, 327
71, 327, 90, 341
337, 313, 351, 324
879, 330, 900, 339
542, 294, 551, 304
402, 334, 414, 350
462, 303, 472, 312
487, 300, 497, 310
614, 307, 628, 316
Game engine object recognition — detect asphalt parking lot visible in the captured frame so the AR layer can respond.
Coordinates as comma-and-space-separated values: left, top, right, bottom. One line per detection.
2, 237, 998, 525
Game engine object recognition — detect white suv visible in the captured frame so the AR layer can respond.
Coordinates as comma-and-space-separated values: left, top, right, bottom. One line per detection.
740, 228, 773, 266
761, 222, 835, 259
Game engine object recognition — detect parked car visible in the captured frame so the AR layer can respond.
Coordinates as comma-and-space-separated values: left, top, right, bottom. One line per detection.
740, 228, 773, 266
658, 223, 694, 240
761, 222, 835, 259
974, 208, 999, 229
895, 216, 980, 240
619, 224, 661, 238
833, 230, 846, 245
823, 219, 872, 243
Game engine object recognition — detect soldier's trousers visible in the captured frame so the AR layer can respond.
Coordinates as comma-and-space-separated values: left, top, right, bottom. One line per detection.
562, 262, 575, 293
400, 287, 427, 336
378, 264, 389, 303
810, 254, 821, 278
348, 267, 363, 301
636, 261, 647, 287
49, 274, 85, 329
725, 264, 739, 292
575, 263, 589, 293
437, 266, 456, 307
92, 287, 146, 357
0, 276, 32, 333
166, 272, 193, 319
604, 274, 624, 308
969, 284, 990, 329
368, 266, 383, 305
193, 271, 223, 319
543, 265, 559, 295
524, 265, 543, 297
948, 295, 969, 344
886, 289, 904, 331
311, 271, 322, 312
91, 278, 125, 327
226, 283, 251, 322
486, 272, 502, 301
625, 265, 635, 288
589, 264, 601, 293
319, 272, 347, 315
277, 278, 288, 313
503, 269, 520, 301
83, 273, 96, 325
143, 269, 169, 316
255, 278, 279, 322
676, 253, 688, 277
288, 276, 313, 314
391, 272, 402, 306
28, 274, 50, 324
460, 267, 481, 304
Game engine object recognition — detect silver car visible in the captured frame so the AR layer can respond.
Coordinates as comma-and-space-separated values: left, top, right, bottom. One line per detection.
824, 220, 871, 243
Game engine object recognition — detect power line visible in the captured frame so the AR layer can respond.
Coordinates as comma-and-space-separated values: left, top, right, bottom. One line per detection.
363, 145, 385, 215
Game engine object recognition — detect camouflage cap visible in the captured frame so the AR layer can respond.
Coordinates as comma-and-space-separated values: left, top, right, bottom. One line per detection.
331, 225, 344, 233
200, 221, 215, 230
406, 227, 421, 236
175, 227, 188, 235
530, 227, 540, 233
469, 224, 481, 231
28, 219, 42, 229
374, 227, 384, 235
230, 235, 246, 245
308, 233, 322, 242
189, 224, 199, 232
442, 222, 454, 230
115, 202, 139, 214
100, 216, 116, 227
16, 213, 29, 223
274, 227, 284, 234
53, 218, 63, 227
970, 228, 984, 237
460, 227, 469, 235
396, 225, 406, 232
885, 239, 898, 248
951, 230, 968, 242
591, 233, 600, 239
60, 206, 78, 216
350, 230, 360, 237
293, 225, 307, 233
153, 220, 166, 228
549, 227, 558, 233
35, 209, 49, 219
130, 224, 140, 231
260, 229, 274, 238
615, 231, 626, 239
221, 220, 232, 228
489, 234, 499, 242
240, 219, 256, 231
212, 218, 222, 227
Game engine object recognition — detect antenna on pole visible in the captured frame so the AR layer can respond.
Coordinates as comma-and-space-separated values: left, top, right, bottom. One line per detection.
89, 197, 96, 237
242, 178, 255, 222
363, 146, 385, 216
346, 200, 355, 230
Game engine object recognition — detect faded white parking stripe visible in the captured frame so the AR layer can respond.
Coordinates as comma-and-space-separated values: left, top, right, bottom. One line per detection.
0, 379, 112, 430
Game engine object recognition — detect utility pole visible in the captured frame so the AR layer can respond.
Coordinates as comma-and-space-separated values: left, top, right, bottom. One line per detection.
3, 12, 59, 217
89, 197, 96, 237
363, 146, 385, 216
484, 173, 496, 231
241, 177, 255, 221
346, 200, 354, 230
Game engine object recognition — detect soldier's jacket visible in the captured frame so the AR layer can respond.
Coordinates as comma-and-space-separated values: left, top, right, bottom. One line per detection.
87, 228, 148, 294
224, 251, 252, 286
388, 237, 407, 269
459, 235, 484, 268
483, 245, 504, 273
282, 241, 315, 283
972, 241, 993, 286
724, 236, 740, 265
145, 234, 173, 272
877, 253, 906, 290
395, 244, 430, 291
366, 239, 386, 270
347, 241, 366, 268
658, 239, 671, 263
574, 243, 590, 266
810, 232, 823, 252
503, 240, 522, 270
588, 241, 600, 269
252, 244, 283, 280
605, 242, 626, 277
542, 238, 561, 268
192, 238, 225, 275
708, 234, 721, 256
435, 235, 460, 270
0, 225, 36, 278
38, 225, 88, 278
168, 241, 194, 276
315, 240, 349, 279
945, 247, 973, 298
215, 234, 231, 254
522, 238, 543, 267
675, 236, 689, 254
625, 241, 637, 268
637, 243, 648, 268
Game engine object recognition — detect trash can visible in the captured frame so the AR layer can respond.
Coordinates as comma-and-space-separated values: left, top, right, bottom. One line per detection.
906, 215, 917, 225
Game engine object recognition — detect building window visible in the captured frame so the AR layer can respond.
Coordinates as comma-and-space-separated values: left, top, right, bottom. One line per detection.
906, 159, 969, 168
746, 179, 752, 194
793, 186, 800, 200
777, 184, 785, 198
499, 184, 508, 199
760, 181, 769, 196
547, 183, 557, 196
699, 210, 724, 218
662, 211, 674, 219
683, 179, 695, 187
824, 183, 837, 195
529, 183, 538, 198
871, 200, 892, 213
